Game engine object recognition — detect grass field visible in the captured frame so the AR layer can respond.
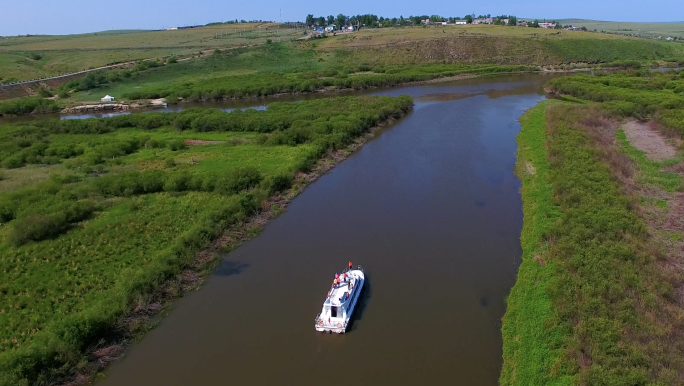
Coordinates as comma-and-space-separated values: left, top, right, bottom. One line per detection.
0, 23, 303, 82
557, 19, 684, 39
0, 95, 413, 385
502, 70, 684, 385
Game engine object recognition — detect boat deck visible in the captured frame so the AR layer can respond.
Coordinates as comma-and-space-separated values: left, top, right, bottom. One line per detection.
329, 282, 352, 306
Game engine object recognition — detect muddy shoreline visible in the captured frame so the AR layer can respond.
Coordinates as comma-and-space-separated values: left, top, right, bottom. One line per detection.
58, 111, 408, 386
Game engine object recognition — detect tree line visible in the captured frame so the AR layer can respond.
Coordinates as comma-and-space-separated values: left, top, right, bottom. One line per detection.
305, 14, 518, 28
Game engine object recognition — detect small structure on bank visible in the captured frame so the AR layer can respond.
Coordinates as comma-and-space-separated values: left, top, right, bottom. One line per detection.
101, 95, 115, 102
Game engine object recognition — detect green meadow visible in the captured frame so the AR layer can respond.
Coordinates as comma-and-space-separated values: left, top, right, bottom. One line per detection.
503, 69, 684, 385
0, 95, 413, 385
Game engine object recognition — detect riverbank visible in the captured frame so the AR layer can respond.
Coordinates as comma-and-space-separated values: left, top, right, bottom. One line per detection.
62, 113, 406, 386
0, 96, 412, 386
502, 69, 684, 384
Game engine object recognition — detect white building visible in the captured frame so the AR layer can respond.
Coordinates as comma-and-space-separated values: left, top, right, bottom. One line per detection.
539, 22, 558, 29
101, 95, 115, 102
454, 20, 467, 25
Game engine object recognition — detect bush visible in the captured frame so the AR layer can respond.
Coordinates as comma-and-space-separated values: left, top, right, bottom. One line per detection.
0, 97, 60, 116
7, 201, 97, 246
167, 56, 178, 64
37, 88, 53, 98
217, 167, 263, 194
168, 139, 187, 151
264, 172, 293, 194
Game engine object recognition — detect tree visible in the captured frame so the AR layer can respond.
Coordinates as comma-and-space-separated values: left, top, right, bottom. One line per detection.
327, 15, 335, 26
530, 20, 540, 28
508, 16, 517, 26
306, 14, 314, 27
465, 15, 473, 24
336, 14, 347, 29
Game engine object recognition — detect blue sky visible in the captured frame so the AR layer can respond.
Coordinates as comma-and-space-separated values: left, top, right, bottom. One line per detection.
1, 0, 681, 36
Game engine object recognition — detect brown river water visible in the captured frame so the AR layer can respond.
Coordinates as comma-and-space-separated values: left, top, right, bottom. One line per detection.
73, 73, 555, 386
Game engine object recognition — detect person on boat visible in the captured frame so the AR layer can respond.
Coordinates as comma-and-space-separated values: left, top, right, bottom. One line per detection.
348, 261, 353, 270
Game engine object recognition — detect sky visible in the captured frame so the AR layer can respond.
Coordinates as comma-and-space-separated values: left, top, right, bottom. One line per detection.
1, 0, 681, 36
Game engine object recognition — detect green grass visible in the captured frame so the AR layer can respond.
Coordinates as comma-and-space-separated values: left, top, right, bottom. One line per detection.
502, 99, 684, 385
548, 70, 684, 134
501, 100, 569, 386
0, 23, 304, 83
0, 95, 413, 385
556, 19, 684, 39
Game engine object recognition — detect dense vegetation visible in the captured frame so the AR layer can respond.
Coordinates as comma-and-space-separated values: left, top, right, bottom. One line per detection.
0, 97, 60, 116
59, 43, 536, 103
503, 71, 684, 385
0, 95, 413, 385
548, 69, 684, 134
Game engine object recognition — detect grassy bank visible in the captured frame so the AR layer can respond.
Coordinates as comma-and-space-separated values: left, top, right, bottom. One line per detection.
500, 100, 568, 385
503, 71, 684, 384
0, 95, 413, 385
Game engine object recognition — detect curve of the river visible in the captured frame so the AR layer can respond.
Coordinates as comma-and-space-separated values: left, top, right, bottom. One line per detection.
90, 73, 554, 386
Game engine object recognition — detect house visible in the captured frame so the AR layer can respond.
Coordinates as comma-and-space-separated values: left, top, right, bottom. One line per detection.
324, 25, 337, 32
101, 95, 115, 102
436, 21, 448, 26
472, 18, 493, 25
421, 19, 430, 25
454, 20, 467, 25
539, 22, 558, 29
166, 27, 178, 31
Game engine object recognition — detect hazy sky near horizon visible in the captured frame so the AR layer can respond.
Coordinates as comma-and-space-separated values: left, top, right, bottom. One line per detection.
1, 0, 681, 36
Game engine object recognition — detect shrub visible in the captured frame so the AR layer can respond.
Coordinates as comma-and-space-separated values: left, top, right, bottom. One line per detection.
7, 201, 97, 246
168, 139, 187, 151
217, 167, 263, 194
37, 88, 53, 98
167, 56, 178, 64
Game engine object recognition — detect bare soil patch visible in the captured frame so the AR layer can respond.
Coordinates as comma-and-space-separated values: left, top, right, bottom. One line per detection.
623, 120, 677, 161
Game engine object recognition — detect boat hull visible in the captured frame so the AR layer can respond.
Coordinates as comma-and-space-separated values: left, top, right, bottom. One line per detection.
315, 267, 364, 334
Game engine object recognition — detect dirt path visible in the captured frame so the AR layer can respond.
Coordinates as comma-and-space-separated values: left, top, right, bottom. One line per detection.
623, 120, 678, 161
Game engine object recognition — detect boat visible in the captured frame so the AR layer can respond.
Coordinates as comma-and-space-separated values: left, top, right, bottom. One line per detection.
314, 264, 365, 334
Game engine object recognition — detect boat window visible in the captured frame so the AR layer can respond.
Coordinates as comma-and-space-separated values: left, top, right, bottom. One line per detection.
331, 306, 338, 318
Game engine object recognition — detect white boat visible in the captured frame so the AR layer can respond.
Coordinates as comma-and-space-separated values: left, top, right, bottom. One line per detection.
315, 265, 365, 334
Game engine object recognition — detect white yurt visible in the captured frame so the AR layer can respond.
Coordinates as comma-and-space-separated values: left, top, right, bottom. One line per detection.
101, 95, 115, 102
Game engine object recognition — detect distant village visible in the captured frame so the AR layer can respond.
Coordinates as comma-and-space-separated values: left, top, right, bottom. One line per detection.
303, 14, 587, 35
300, 14, 680, 41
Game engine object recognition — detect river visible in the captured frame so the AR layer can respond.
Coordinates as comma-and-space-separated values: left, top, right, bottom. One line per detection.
86, 73, 553, 386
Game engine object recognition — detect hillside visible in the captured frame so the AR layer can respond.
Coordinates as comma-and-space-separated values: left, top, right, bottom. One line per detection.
0, 23, 302, 83
2, 24, 684, 105
556, 19, 684, 39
